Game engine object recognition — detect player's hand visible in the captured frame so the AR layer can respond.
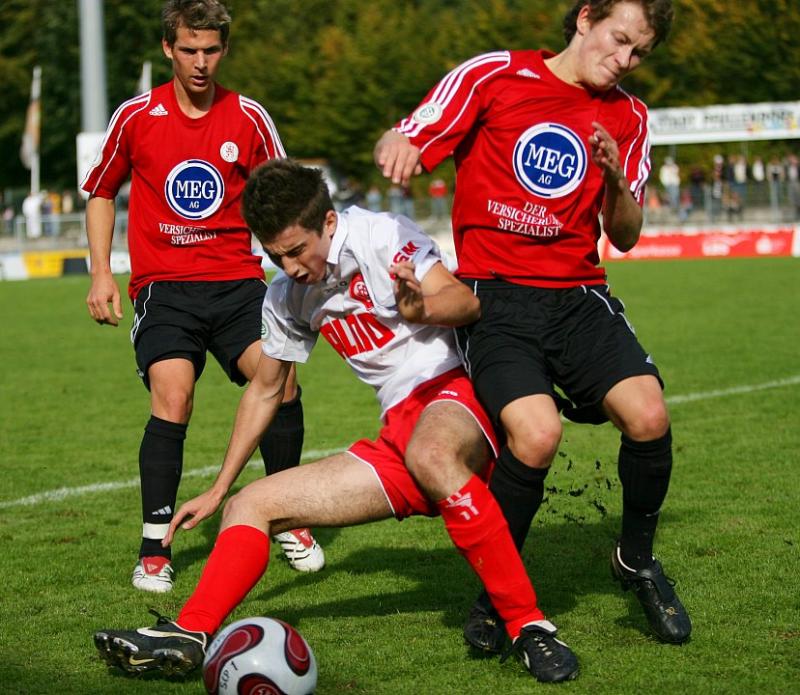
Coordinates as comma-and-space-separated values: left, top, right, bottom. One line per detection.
163, 488, 225, 546
374, 130, 422, 186
86, 272, 123, 326
589, 121, 625, 185
391, 261, 425, 322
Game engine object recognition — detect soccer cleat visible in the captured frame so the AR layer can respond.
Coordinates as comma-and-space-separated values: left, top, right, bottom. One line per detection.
463, 601, 506, 654
132, 555, 174, 593
611, 542, 692, 644
501, 620, 579, 683
93, 609, 210, 676
273, 528, 325, 572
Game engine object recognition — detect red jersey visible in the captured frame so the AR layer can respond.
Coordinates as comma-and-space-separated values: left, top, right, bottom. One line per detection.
395, 50, 651, 287
81, 81, 285, 300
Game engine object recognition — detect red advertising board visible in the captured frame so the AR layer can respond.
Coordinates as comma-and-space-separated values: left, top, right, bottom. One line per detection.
599, 225, 799, 261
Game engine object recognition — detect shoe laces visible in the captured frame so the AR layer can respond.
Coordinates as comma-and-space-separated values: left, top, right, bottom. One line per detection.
499, 628, 555, 664
148, 608, 175, 626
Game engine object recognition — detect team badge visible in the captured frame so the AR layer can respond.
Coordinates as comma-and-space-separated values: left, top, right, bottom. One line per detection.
349, 273, 374, 310
412, 102, 443, 125
512, 123, 587, 199
220, 141, 239, 162
164, 159, 225, 220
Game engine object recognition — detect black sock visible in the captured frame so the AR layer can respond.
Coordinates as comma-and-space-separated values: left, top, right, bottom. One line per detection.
258, 386, 304, 476
138, 416, 187, 559
476, 446, 549, 612
618, 427, 673, 570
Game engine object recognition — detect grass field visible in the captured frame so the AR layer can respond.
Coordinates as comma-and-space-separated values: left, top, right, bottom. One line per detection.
0, 257, 798, 694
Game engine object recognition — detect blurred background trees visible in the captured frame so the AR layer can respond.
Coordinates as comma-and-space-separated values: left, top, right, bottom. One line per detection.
1, 0, 799, 193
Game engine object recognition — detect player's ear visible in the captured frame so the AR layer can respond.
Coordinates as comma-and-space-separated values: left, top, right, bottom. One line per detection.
162, 38, 173, 60
323, 209, 337, 238
576, 4, 592, 37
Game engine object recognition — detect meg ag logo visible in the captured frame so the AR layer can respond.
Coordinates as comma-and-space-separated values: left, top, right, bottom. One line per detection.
513, 123, 586, 199
165, 159, 224, 220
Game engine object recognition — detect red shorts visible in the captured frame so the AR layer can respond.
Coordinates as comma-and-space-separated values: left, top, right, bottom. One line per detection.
348, 368, 499, 519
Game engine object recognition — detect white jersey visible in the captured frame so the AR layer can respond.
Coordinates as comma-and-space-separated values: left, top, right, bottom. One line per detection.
261, 207, 462, 416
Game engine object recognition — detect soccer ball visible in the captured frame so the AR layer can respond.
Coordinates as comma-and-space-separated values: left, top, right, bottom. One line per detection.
203, 617, 317, 695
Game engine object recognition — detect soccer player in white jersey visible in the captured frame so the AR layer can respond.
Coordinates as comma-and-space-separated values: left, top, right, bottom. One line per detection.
375, 0, 690, 655
82, 0, 323, 592
93, 159, 579, 683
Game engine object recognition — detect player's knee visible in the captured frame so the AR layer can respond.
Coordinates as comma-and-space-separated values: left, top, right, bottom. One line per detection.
222, 486, 269, 527
623, 401, 670, 441
405, 439, 455, 490
506, 423, 561, 468
153, 391, 193, 422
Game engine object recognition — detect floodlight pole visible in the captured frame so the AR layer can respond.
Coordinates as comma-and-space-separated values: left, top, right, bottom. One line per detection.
78, 0, 108, 132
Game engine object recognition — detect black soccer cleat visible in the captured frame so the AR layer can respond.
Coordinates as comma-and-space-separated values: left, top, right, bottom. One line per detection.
93, 609, 210, 677
463, 601, 506, 654
611, 542, 692, 644
501, 620, 579, 683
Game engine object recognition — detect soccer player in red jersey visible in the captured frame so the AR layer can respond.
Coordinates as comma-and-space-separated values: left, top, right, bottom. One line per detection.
375, 0, 691, 653
82, 0, 323, 593
93, 159, 579, 684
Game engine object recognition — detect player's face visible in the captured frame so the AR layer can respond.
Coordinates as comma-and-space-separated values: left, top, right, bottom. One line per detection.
264, 211, 337, 285
163, 25, 227, 97
575, 1, 655, 91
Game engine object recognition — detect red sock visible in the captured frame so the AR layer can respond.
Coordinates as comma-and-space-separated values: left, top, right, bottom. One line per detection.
437, 475, 545, 639
177, 525, 270, 633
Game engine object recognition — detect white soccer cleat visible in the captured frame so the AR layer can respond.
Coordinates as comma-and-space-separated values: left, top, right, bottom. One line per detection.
273, 528, 325, 572
132, 556, 174, 593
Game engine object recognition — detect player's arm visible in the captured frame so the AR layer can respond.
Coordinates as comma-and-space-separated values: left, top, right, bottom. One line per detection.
391, 260, 479, 326
164, 353, 292, 544
375, 52, 510, 187
85, 195, 123, 326
591, 120, 643, 252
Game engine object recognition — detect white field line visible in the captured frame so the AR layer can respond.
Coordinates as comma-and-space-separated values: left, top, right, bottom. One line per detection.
0, 447, 344, 510
2, 375, 798, 510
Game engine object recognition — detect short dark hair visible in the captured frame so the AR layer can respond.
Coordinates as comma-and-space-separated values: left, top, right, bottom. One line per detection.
562, 0, 673, 47
242, 159, 334, 244
162, 0, 231, 47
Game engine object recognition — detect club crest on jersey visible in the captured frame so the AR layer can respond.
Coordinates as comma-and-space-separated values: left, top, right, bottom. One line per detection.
512, 123, 586, 199
412, 102, 443, 125
164, 159, 225, 220
349, 273, 374, 310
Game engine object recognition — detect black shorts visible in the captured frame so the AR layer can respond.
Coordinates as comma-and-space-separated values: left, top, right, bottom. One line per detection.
130, 279, 267, 389
455, 279, 661, 423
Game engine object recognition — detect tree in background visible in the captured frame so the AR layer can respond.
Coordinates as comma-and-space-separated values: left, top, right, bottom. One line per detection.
0, 0, 798, 193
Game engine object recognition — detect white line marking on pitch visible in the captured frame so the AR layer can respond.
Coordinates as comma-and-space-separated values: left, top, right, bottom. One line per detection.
2, 375, 798, 510
0, 447, 344, 510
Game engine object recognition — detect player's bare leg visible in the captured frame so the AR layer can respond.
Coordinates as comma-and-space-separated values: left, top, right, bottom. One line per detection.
603, 375, 691, 643
95, 454, 390, 676
236, 342, 324, 572
133, 357, 196, 593
407, 402, 578, 682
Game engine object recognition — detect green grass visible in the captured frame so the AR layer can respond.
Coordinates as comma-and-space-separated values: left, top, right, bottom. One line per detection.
0, 257, 798, 694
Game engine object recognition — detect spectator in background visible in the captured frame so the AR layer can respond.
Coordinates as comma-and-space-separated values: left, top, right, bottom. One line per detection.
785, 153, 800, 221
387, 183, 404, 215
402, 185, 416, 220
366, 184, 383, 212
658, 157, 680, 215
710, 167, 724, 222
22, 191, 42, 239
334, 177, 365, 210
2, 206, 14, 236
766, 156, 784, 222
428, 177, 448, 219
688, 165, 705, 211
731, 154, 748, 210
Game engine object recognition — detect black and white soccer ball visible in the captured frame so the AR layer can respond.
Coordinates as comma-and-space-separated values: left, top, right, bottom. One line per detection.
203, 617, 317, 695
